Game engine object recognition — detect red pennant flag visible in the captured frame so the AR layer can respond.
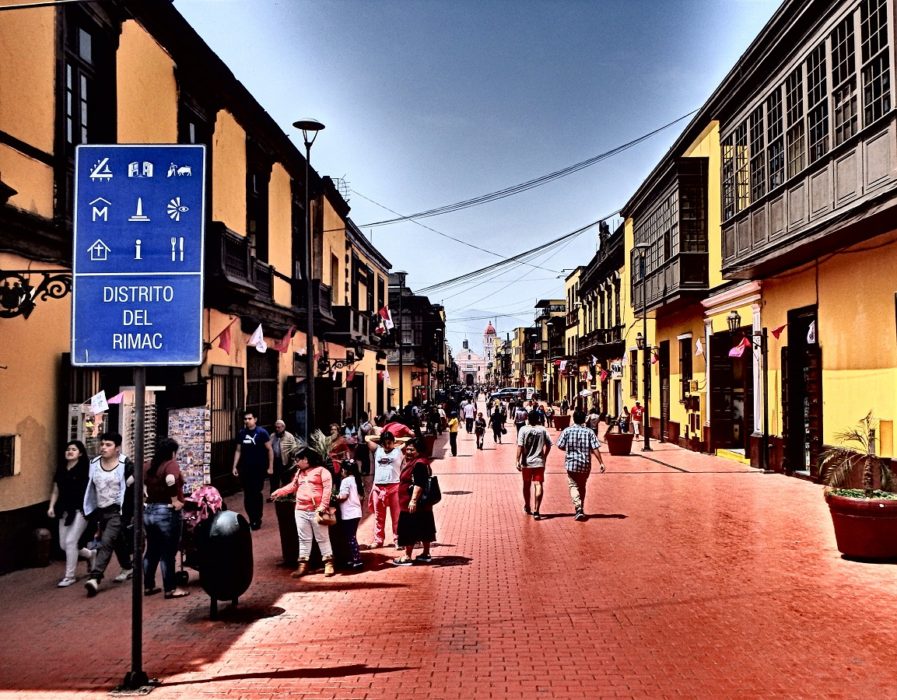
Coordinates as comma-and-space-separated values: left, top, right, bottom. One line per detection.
728, 337, 751, 358
273, 325, 295, 353
599, 369, 608, 382
771, 324, 786, 340
215, 319, 237, 356
346, 370, 355, 382
378, 306, 394, 330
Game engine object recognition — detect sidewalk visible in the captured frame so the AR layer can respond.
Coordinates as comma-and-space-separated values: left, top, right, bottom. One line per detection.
2, 424, 897, 698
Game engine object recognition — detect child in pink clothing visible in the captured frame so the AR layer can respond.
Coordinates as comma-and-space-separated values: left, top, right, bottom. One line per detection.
271, 448, 334, 577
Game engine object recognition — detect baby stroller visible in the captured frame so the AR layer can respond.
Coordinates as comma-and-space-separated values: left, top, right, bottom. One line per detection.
176, 485, 225, 585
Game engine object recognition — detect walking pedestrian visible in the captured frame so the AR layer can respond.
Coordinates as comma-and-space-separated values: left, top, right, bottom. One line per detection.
513, 403, 528, 434
272, 448, 335, 577
489, 407, 504, 444
462, 400, 476, 434
142, 437, 189, 598
474, 412, 487, 450
556, 409, 606, 521
630, 402, 643, 440
516, 411, 552, 520
48, 440, 93, 587
447, 412, 460, 457
365, 430, 404, 548
393, 438, 437, 566
232, 409, 274, 530
336, 458, 364, 569
270, 419, 298, 495
83, 432, 136, 596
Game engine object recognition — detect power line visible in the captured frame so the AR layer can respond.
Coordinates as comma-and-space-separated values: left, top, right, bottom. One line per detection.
351, 190, 559, 274
360, 109, 698, 227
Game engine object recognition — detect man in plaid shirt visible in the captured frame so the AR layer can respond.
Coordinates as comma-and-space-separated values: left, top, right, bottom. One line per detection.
556, 409, 606, 521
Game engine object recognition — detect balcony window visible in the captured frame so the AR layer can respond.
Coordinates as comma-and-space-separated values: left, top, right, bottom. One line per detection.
862, 0, 891, 126
766, 89, 784, 190
806, 42, 829, 164
246, 139, 271, 262
749, 106, 766, 201
785, 66, 805, 178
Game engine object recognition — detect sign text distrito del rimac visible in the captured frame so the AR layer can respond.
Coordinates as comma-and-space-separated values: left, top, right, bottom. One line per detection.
72, 144, 206, 366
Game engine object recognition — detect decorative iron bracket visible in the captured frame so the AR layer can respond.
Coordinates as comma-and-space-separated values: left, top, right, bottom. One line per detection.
0, 269, 72, 319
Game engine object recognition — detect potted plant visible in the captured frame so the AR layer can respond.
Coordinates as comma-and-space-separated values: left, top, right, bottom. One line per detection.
603, 424, 634, 456
819, 412, 897, 560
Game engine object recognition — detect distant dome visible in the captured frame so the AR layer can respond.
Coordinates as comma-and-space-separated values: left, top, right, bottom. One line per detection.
484, 321, 496, 335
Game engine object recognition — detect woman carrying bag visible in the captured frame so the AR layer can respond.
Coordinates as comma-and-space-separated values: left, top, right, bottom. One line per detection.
393, 438, 437, 566
271, 448, 335, 578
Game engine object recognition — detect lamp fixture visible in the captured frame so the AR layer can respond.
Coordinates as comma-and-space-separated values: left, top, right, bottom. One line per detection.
636, 332, 644, 350
727, 310, 741, 333
0, 270, 72, 319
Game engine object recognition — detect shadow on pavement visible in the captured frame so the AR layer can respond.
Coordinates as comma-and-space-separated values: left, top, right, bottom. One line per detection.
183, 604, 286, 625
428, 555, 472, 568
538, 512, 627, 520
161, 663, 415, 687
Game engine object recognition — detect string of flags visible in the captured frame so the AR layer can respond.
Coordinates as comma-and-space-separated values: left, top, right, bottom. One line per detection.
208, 318, 300, 356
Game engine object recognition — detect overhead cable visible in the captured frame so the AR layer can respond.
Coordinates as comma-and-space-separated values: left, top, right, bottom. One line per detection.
359, 109, 698, 228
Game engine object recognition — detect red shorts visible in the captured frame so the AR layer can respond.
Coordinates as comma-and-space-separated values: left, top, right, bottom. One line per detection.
521, 467, 545, 483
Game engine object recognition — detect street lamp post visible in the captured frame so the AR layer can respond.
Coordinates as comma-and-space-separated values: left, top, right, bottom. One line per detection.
634, 243, 652, 451
394, 271, 407, 411
293, 118, 324, 442
728, 310, 770, 473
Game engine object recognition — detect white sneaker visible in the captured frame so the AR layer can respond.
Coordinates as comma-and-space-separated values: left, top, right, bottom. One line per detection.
57, 577, 77, 587
113, 568, 134, 582
85, 578, 99, 597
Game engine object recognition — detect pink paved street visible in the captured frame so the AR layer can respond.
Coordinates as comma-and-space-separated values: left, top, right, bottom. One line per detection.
2, 424, 897, 699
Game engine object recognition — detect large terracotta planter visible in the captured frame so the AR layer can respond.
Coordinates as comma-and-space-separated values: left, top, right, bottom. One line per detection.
552, 415, 571, 431
825, 492, 897, 560
605, 432, 634, 456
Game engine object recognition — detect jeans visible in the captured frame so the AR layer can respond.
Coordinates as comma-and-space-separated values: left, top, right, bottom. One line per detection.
465, 418, 474, 433
566, 471, 590, 512
238, 466, 266, 525
340, 517, 361, 565
143, 504, 182, 592
58, 510, 90, 579
88, 505, 132, 581
295, 509, 332, 560
449, 432, 458, 456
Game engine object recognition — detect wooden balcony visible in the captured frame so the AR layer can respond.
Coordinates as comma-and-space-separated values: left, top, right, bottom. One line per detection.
722, 118, 897, 279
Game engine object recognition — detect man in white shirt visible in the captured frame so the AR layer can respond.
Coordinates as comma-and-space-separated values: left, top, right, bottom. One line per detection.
516, 411, 552, 520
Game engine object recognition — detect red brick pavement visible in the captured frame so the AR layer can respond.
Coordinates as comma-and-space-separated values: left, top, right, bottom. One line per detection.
3, 421, 897, 698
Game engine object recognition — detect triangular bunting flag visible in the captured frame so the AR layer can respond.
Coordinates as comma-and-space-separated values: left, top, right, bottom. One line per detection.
379, 306, 394, 330
695, 339, 703, 357
728, 337, 751, 358
807, 320, 816, 344
218, 323, 233, 355
599, 369, 608, 382
273, 325, 295, 353
248, 324, 267, 353
771, 324, 787, 340
89, 390, 108, 415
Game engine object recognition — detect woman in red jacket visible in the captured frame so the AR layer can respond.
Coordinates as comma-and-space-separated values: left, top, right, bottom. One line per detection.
393, 438, 437, 566
272, 448, 334, 578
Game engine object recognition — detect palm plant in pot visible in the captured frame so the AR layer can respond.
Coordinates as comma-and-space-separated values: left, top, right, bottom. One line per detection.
819, 412, 897, 560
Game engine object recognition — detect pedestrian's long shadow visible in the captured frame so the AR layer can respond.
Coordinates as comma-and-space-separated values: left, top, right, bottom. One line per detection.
161, 663, 415, 687
538, 513, 627, 520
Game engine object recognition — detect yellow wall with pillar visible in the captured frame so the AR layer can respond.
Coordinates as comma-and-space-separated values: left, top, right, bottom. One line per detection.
322, 200, 346, 302
0, 4, 55, 218
0, 255, 71, 511
762, 228, 897, 451
268, 163, 294, 308
623, 217, 656, 419
212, 110, 246, 232
117, 20, 177, 143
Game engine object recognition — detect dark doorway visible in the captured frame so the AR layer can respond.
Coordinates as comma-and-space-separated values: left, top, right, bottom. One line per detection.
782, 306, 822, 476
210, 365, 244, 491
658, 340, 670, 440
709, 329, 754, 452
246, 349, 278, 429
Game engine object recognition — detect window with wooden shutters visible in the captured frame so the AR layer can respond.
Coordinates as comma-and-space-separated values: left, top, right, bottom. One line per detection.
831, 15, 858, 146
861, 0, 891, 125
806, 42, 829, 163
766, 89, 784, 190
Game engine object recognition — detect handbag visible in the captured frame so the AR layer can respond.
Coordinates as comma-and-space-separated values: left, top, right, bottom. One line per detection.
501, 427, 507, 435
419, 471, 442, 507
315, 506, 337, 526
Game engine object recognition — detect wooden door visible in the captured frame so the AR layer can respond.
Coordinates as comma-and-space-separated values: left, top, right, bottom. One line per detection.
659, 341, 670, 439
708, 334, 733, 451
806, 345, 823, 477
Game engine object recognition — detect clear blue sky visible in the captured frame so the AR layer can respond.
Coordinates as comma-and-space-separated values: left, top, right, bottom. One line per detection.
176, 0, 781, 356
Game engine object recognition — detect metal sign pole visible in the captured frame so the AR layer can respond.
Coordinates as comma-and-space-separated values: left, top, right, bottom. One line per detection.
121, 366, 148, 690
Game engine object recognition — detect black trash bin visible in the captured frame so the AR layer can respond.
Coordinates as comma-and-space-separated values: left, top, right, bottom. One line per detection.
198, 510, 253, 619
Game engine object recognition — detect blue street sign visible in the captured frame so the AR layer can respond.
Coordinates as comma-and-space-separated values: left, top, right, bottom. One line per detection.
72, 144, 206, 366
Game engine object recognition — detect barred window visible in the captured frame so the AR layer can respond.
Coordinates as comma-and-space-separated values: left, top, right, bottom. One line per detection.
722, 135, 735, 220
749, 106, 766, 201
629, 350, 638, 398
734, 121, 750, 212
806, 42, 829, 163
766, 89, 784, 189
862, 0, 891, 125
832, 17, 858, 146
786, 67, 805, 177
